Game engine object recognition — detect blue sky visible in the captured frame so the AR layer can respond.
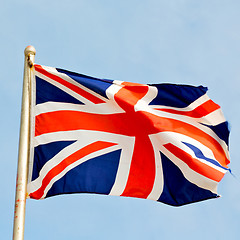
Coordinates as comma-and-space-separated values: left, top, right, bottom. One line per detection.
1, 1, 240, 239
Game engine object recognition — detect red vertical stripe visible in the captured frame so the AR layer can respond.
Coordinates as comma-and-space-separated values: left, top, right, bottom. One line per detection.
121, 135, 156, 198
115, 84, 156, 198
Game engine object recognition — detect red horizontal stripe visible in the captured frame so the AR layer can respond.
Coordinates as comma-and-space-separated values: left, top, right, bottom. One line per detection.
29, 141, 117, 199
164, 143, 224, 182
34, 64, 105, 104
35, 110, 161, 137
155, 100, 220, 118
35, 109, 229, 168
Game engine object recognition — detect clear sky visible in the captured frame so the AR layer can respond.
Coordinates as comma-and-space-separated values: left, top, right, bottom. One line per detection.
1, 1, 240, 239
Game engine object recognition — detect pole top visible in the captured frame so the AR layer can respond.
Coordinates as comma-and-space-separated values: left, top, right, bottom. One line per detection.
24, 45, 36, 57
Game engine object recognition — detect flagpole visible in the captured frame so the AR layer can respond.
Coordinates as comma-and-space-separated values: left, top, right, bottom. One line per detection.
13, 46, 36, 240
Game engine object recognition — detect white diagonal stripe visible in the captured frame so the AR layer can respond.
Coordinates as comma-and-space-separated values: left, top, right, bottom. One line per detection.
41, 65, 108, 102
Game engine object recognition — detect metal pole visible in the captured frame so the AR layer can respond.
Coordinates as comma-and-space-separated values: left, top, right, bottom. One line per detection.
13, 46, 36, 240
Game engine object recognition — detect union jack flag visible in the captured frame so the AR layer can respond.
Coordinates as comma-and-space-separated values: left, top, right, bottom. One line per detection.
27, 64, 230, 206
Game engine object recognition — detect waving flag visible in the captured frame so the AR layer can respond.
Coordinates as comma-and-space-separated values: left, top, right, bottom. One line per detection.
27, 64, 230, 206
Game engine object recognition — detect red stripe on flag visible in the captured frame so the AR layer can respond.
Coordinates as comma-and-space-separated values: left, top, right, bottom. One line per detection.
114, 82, 149, 112
34, 64, 105, 104
35, 109, 229, 168
121, 135, 156, 199
155, 100, 220, 118
115, 84, 156, 198
164, 143, 225, 182
143, 112, 230, 168
29, 141, 117, 199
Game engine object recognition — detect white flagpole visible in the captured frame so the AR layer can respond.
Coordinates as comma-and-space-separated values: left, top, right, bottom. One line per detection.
13, 46, 36, 240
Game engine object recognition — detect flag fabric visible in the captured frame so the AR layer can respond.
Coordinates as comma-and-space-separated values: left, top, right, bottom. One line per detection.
27, 64, 230, 206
